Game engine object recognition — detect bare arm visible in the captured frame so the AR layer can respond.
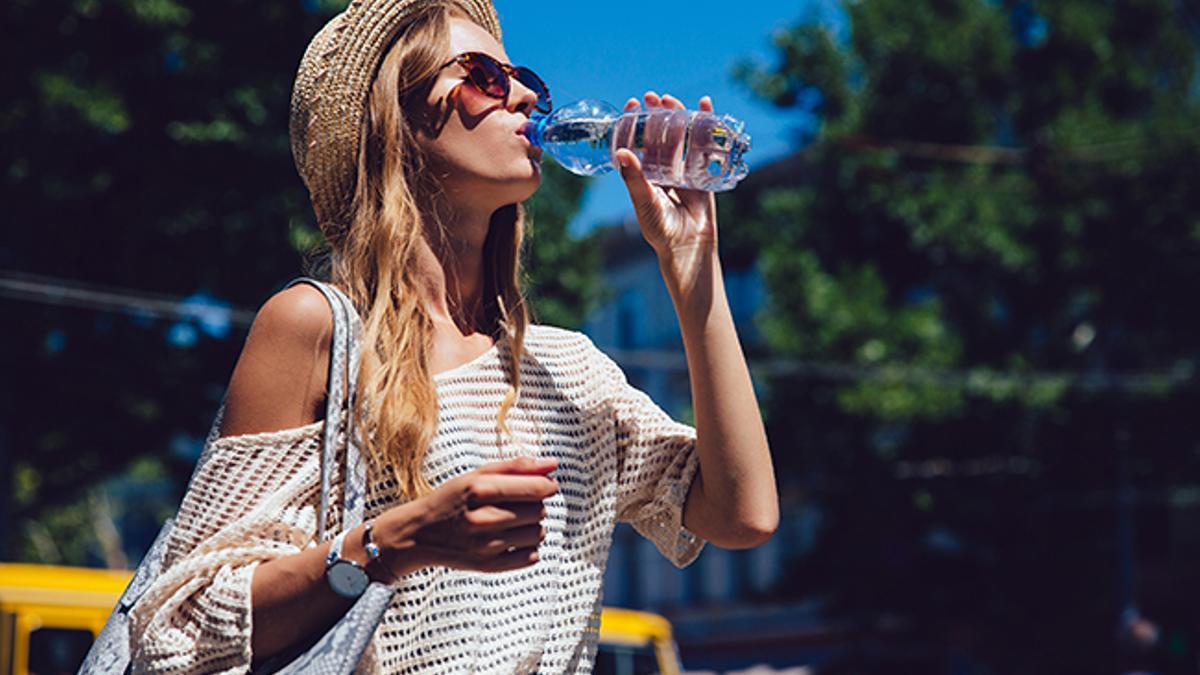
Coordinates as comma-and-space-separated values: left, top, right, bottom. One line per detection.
220, 284, 353, 661
221, 285, 557, 665
616, 92, 780, 550
663, 248, 778, 548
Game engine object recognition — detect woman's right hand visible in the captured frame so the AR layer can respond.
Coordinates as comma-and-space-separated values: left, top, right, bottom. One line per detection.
372, 456, 559, 578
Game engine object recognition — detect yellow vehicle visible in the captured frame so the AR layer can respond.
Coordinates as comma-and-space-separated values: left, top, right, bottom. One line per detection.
0, 563, 682, 674
595, 607, 682, 675
0, 563, 129, 674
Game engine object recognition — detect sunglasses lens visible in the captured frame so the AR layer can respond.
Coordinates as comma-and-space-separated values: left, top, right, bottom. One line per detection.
515, 67, 552, 112
465, 54, 508, 98
456, 54, 551, 112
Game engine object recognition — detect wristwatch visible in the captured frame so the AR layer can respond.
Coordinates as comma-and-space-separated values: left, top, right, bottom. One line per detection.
324, 529, 369, 600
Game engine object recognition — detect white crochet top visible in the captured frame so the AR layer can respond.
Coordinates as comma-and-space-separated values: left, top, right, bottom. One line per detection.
128, 326, 704, 674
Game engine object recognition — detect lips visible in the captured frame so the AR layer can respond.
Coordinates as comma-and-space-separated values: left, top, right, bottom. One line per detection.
515, 126, 541, 158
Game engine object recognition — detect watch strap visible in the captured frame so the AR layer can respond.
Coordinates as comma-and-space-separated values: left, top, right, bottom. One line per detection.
326, 529, 350, 568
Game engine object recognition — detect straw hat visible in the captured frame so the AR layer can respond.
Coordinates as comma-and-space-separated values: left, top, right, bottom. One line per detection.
289, 0, 502, 237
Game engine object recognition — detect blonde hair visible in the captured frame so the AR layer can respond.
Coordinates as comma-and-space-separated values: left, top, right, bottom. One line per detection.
318, 3, 529, 499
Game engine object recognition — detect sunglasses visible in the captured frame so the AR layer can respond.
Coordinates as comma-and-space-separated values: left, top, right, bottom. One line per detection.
440, 52, 552, 114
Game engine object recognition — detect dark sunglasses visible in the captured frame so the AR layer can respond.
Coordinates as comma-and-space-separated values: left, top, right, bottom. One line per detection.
440, 51, 552, 114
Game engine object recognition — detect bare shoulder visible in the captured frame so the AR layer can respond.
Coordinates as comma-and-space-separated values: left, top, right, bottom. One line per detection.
218, 284, 334, 437
253, 284, 334, 348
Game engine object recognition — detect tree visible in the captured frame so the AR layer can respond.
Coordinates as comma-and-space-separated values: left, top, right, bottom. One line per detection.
524, 163, 603, 329
1, 0, 597, 564
734, 1, 1200, 671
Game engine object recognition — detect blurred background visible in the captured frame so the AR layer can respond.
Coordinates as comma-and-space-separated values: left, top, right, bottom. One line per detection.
4, 0, 1200, 673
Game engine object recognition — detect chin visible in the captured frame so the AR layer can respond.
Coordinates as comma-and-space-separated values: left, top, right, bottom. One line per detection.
466, 163, 542, 211
506, 164, 542, 203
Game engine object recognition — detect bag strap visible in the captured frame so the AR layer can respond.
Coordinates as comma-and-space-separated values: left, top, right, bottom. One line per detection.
284, 278, 367, 539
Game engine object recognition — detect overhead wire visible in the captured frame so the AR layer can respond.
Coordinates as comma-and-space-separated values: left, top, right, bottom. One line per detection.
0, 271, 255, 328
3, 270, 1197, 394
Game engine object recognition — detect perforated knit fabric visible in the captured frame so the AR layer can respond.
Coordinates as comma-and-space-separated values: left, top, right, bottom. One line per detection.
128, 326, 703, 674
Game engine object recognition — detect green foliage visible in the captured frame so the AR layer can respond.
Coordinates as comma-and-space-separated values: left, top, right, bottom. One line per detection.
736, 0, 1200, 670
35, 71, 132, 134
16, 499, 96, 566
523, 163, 602, 329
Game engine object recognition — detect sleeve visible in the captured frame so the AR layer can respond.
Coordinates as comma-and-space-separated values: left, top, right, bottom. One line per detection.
127, 426, 335, 675
588, 339, 706, 568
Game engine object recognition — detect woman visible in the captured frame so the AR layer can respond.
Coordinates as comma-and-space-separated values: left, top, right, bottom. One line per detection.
128, 0, 777, 672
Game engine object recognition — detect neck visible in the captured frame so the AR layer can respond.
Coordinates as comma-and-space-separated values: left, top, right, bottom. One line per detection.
414, 201, 494, 336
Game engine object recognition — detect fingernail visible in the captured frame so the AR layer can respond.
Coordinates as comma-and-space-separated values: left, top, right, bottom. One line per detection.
617, 154, 629, 169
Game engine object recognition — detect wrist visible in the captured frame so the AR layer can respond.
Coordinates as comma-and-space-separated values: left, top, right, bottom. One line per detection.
329, 525, 369, 567
658, 247, 722, 318
324, 528, 371, 599
372, 503, 426, 579
654, 241, 717, 274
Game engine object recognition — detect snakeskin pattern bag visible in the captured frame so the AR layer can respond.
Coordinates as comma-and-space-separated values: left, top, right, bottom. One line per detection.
79, 277, 394, 675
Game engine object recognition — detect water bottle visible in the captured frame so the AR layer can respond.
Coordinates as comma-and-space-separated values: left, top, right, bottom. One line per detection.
521, 99, 751, 192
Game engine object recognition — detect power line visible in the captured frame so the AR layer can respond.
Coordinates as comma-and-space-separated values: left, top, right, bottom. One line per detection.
608, 348, 1198, 394
0, 272, 255, 328
3, 270, 1196, 394
838, 135, 1028, 165
833, 126, 1200, 165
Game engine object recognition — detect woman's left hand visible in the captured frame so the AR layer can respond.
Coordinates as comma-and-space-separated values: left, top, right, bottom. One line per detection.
616, 92, 718, 265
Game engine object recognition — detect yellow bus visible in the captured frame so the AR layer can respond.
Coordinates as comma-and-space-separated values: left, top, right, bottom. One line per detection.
0, 563, 682, 674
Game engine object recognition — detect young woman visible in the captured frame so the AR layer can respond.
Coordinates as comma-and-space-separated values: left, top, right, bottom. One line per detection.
128, 0, 777, 672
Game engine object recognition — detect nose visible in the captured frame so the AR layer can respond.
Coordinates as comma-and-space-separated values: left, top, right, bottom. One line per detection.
507, 76, 539, 117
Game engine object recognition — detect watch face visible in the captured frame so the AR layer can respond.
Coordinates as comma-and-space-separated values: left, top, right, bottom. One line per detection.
328, 560, 369, 599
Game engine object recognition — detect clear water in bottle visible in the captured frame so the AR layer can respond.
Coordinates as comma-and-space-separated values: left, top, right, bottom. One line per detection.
522, 99, 751, 192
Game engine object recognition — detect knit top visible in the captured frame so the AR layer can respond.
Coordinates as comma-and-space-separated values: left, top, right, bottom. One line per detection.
128, 325, 704, 674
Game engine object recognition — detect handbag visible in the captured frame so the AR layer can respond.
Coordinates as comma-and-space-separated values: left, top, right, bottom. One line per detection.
79, 277, 395, 675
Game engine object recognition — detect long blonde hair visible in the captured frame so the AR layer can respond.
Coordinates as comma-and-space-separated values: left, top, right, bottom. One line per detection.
319, 3, 528, 499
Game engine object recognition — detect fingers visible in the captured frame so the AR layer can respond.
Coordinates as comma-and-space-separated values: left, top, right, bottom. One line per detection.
659, 92, 685, 110
477, 546, 541, 572
614, 99, 652, 210
616, 147, 654, 211
464, 473, 559, 508
619, 92, 662, 221
481, 523, 544, 552
636, 91, 713, 112
465, 501, 546, 532
443, 523, 547, 573
428, 539, 543, 573
476, 455, 558, 476
469, 524, 544, 562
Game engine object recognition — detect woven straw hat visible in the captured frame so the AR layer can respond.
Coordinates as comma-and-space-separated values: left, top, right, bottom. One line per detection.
289, 0, 502, 236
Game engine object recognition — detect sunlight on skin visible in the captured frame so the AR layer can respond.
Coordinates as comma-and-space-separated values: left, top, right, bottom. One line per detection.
614, 90, 720, 304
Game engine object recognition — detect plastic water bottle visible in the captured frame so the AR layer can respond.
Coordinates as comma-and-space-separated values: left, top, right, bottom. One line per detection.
522, 99, 751, 192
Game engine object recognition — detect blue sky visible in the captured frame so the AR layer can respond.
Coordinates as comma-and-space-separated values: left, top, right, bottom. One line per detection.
492, 1, 840, 233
